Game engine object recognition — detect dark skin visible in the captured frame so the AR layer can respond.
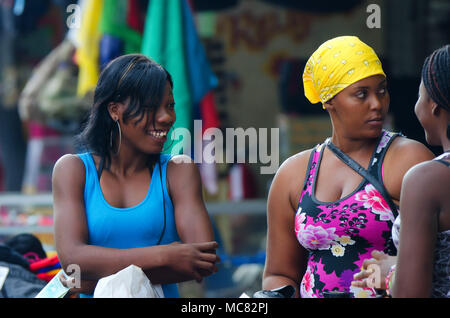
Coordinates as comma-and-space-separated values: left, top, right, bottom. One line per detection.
53, 82, 219, 295
352, 81, 450, 297
263, 75, 435, 297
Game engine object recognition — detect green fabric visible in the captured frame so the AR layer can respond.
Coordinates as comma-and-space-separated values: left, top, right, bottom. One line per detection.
141, 0, 193, 155
100, 0, 142, 54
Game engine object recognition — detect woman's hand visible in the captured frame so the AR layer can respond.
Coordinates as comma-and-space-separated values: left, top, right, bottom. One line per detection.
351, 250, 396, 289
164, 241, 220, 283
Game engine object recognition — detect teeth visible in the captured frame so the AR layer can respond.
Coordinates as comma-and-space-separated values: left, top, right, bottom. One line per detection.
148, 130, 167, 138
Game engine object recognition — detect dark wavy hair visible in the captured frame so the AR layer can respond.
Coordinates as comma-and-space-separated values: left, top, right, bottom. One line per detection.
421, 44, 450, 138
76, 54, 173, 168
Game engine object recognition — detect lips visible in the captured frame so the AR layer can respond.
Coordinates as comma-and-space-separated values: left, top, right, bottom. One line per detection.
366, 118, 384, 127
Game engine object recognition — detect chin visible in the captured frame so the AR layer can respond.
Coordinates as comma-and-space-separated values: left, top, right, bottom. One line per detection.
365, 127, 384, 139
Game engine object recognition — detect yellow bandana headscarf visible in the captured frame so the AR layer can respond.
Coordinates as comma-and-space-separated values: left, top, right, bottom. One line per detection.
302, 36, 386, 105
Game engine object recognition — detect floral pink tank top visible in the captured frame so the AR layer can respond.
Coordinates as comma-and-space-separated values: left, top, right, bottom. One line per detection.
295, 130, 400, 298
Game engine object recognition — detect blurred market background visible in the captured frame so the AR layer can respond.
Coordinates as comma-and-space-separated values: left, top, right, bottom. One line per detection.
0, 0, 449, 297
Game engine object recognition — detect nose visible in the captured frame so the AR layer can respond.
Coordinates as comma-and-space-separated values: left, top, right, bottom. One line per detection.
156, 105, 175, 127
369, 93, 383, 111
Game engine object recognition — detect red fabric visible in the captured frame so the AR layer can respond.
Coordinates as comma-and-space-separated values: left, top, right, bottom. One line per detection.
28, 121, 60, 139
200, 91, 220, 133
127, 0, 145, 33
187, 0, 194, 11
30, 255, 59, 272
37, 272, 56, 282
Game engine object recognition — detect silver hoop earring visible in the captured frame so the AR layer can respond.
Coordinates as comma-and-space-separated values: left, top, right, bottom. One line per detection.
110, 120, 122, 155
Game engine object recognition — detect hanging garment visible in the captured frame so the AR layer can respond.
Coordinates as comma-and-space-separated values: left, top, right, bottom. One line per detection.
141, 0, 194, 155
76, 0, 104, 96
100, 0, 142, 54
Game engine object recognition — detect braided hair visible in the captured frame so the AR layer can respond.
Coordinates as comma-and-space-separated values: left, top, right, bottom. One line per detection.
421, 44, 450, 138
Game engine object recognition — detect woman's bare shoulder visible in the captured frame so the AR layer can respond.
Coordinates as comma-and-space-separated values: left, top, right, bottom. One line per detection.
52, 154, 86, 187
53, 153, 85, 171
271, 148, 315, 201
384, 136, 435, 180
404, 159, 450, 189
388, 136, 435, 162
277, 148, 315, 177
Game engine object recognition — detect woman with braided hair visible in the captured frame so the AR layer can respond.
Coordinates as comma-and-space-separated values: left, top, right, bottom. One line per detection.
352, 44, 450, 297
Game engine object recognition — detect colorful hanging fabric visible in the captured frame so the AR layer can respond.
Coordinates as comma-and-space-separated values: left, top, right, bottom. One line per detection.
142, 0, 219, 155
76, 0, 104, 97
100, 0, 142, 54
99, 34, 124, 70
183, 0, 218, 106
142, 0, 194, 154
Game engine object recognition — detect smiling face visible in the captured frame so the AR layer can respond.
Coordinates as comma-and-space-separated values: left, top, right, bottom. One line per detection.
325, 74, 389, 139
111, 81, 176, 155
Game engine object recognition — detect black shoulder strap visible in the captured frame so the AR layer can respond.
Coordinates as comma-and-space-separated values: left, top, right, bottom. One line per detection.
325, 139, 399, 219
435, 159, 450, 167
156, 157, 166, 245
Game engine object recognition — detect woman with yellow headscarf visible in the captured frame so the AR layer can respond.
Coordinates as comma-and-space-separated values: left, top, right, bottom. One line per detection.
262, 36, 435, 298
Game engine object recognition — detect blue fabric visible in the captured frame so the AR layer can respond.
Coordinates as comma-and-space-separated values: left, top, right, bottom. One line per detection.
182, 0, 218, 105
77, 153, 180, 298
99, 34, 124, 70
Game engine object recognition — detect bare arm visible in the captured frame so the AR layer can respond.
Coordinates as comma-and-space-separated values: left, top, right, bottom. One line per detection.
167, 155, 216, 244
262, 152, 311, 297
53, 154, 218, 291
392, 162, 442, 297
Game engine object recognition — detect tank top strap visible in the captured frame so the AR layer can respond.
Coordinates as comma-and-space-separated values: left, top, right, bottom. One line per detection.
157, 154, 173, 206
435, 159, 450, 167
77, 152, 99, 200
434, 152, 450, 167
298, 143, 326, 206
367, 130, 404, 182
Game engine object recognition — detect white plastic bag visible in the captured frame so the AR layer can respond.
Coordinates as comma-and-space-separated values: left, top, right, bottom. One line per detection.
93, 265, 164, 298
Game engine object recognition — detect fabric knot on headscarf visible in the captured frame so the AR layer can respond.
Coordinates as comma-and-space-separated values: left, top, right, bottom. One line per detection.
302, 36, 386, 105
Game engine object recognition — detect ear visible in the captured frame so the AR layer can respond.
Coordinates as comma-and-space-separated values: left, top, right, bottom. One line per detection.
323, 98, 334, 111
107, 102, 120, 122
430, 102, 440, 117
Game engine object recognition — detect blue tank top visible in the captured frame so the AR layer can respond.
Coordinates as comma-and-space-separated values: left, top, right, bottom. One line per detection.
77, 153, 180, 298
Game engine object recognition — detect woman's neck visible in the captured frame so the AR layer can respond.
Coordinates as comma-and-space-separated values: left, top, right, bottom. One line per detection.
330, 132, 379, 156
109, 147, 153, 177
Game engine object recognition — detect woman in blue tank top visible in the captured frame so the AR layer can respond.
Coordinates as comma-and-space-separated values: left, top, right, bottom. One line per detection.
52, 54, 219, 297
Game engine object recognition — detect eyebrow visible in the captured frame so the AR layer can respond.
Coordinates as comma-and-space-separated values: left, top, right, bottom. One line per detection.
354, 79, 387, 90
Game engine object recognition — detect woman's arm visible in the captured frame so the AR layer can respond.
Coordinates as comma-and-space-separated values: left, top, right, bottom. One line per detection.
392, 162, 440, 297
53, 154, 219, 290
165, 155, 219, 280
167, 155, 216, 244
262, 152, 311, 297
